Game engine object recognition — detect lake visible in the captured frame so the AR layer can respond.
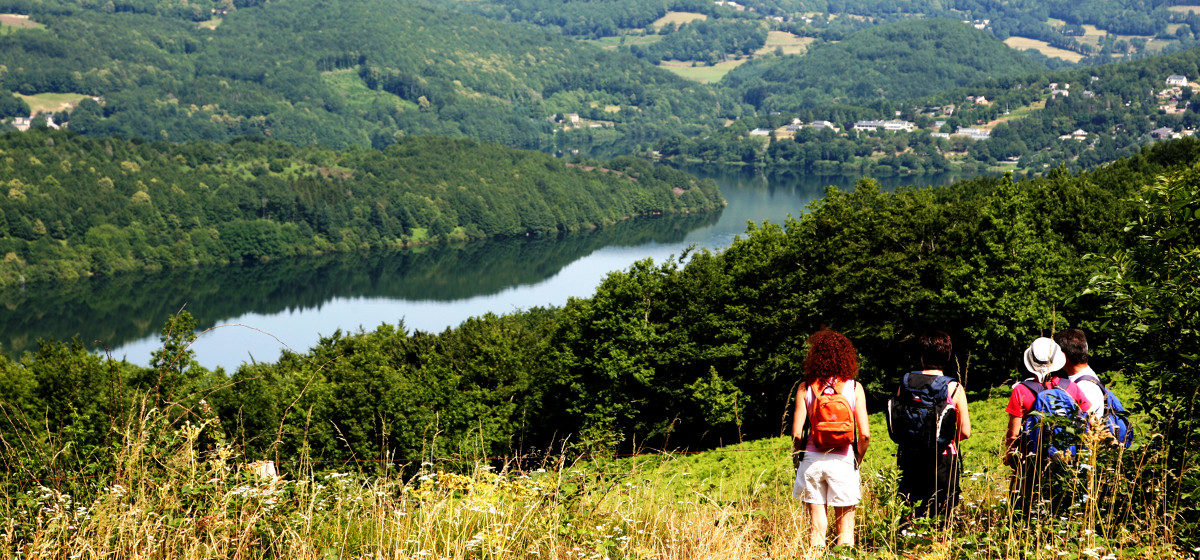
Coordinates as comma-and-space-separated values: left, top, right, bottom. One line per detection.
0, 168, 966, 370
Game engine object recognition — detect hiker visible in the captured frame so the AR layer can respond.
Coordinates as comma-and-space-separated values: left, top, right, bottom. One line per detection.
1054, 329, 1103, 419
888, 329, 971, 520
791, 330, 870, 550
1054, 328, 1135, 447
1003, 337, 1091, 515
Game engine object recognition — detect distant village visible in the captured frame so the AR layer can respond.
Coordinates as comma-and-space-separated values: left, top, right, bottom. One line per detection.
741, 73, 1200, 152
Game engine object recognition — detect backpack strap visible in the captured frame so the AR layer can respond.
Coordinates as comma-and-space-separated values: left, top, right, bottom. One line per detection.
1075, 374, 1105, 392
1020, 379, 1046, 398
929, 374, 953, 401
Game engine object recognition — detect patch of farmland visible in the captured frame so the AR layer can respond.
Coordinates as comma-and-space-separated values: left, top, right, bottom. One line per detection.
1004, 36, 1084, 62
16, 93, 91, 114
651, 12, 707, 29
755, 31, 813, 56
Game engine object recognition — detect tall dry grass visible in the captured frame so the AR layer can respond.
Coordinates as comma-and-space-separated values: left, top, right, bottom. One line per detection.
0, 397, 1192, 560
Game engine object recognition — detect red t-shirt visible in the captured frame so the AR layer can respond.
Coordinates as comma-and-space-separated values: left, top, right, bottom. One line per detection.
1005, 377, 1091, 417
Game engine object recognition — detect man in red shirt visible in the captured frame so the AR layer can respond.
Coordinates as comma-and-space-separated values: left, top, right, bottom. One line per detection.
1003, 337, 1090, 516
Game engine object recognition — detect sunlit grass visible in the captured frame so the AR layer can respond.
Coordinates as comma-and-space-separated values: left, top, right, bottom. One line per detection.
1003, 37, 1085, 62
320, 68, 418, 113
0, 382, 1184, 559
659, 59, 747, 84
651, 11, 707, 30
14, 93, 90, 114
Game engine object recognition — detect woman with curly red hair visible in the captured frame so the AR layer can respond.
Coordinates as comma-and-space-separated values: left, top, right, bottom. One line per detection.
791, 330, 871, 549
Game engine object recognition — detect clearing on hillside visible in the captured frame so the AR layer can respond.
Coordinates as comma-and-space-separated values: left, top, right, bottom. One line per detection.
1077, 24, 1107, 46
1004, 37, 1084, 62
982, 99, 1047, 130
320, 69, 418, 112
583, 34, 662, 50
16, 93, 91, 114
0, 13, 43, 34
197, 18, 221, 29
755, 31, 814, 56
651, 11, 707, 29
0, 14, 42, 28
659, 58, 747, 83
1168, 4, 1200, 13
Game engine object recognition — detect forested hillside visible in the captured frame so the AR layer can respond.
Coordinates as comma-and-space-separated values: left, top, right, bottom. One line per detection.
0, 0, 738, 151
0, 130, 721, 287
5, 136, 1196, 467
723, 19, 1047, 111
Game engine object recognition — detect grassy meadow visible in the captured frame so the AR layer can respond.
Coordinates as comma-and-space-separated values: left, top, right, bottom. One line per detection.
2, 377, 1186, 559
320, 69, 419, 113
0, 14, 43, 35
756, 31, 814, 57
1003, 37, 1085, 63
659, 59, 748, 83
651, 12, 707, 29
14, 93, 91, 115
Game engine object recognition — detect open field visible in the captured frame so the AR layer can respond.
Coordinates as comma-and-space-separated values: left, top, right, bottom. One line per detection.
1004, 37, 1085, 62
1077, 24, 1106, 47
583, 33, 662, 50
755, 30, 814, 56
0, 13, 42, 28
0, 13, 43, 35
652, 11, 707, 29
16, 92, 91, 114
1168, 4, 1200, 13
981, 99, 1047, 130
197, 17, 221, 29
659, 58, 747, 83
321, 69, 418, 112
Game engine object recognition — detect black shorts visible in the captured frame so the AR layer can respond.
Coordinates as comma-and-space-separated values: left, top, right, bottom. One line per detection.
897, 446, 961, 517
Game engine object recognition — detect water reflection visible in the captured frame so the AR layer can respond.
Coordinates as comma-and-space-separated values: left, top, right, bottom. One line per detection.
1, 167, 971, 369
0, 212, 717, 358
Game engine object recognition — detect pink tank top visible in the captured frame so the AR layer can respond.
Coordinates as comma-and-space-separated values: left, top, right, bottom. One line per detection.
803, 379, 856, 461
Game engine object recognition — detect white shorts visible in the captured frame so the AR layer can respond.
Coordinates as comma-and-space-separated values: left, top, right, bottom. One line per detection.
793, 454, 861, 506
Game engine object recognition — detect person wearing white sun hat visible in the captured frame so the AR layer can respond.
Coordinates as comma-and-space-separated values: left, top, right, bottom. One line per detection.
1003, 336, 1091, 516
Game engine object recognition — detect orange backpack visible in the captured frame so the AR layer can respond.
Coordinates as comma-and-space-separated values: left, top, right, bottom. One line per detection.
809, 380, 856, 450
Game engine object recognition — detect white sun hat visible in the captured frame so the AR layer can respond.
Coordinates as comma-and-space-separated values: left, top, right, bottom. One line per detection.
1023, 337, 1066, 381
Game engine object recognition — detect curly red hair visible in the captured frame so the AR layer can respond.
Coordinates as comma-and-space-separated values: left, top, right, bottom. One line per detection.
803, 330, 858, 384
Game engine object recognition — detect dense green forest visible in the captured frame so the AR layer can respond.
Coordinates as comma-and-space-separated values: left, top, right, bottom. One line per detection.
0, 130, 721, 287
723, 19, 1047, 111
0, 0, 739, 152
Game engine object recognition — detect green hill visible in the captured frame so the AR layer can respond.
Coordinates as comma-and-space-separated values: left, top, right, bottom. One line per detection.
723, 18, 1047, 111
0, 0, 739, 151
0, 130, 722, 287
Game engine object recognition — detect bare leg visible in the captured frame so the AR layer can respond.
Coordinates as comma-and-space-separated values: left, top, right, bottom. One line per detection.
807, 502, 828, 549
833, 505, 856, 547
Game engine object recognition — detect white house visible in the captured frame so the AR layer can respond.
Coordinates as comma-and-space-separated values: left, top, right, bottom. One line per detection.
853, 119, 915, 132
1167, 75, 1189, 87
956, 127, 991, 140
808, 120, 839, 132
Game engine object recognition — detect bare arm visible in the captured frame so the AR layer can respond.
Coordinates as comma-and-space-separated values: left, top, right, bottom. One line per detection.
792, 386, 808, 453
854, 382, 871, 463
951, 382, 971, 442
1004, 415, 1021, 455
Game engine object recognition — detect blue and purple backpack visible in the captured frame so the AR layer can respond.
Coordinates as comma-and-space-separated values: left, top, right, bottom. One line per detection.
1020, 379, 1088, 462
1075, 374, 1135, 448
